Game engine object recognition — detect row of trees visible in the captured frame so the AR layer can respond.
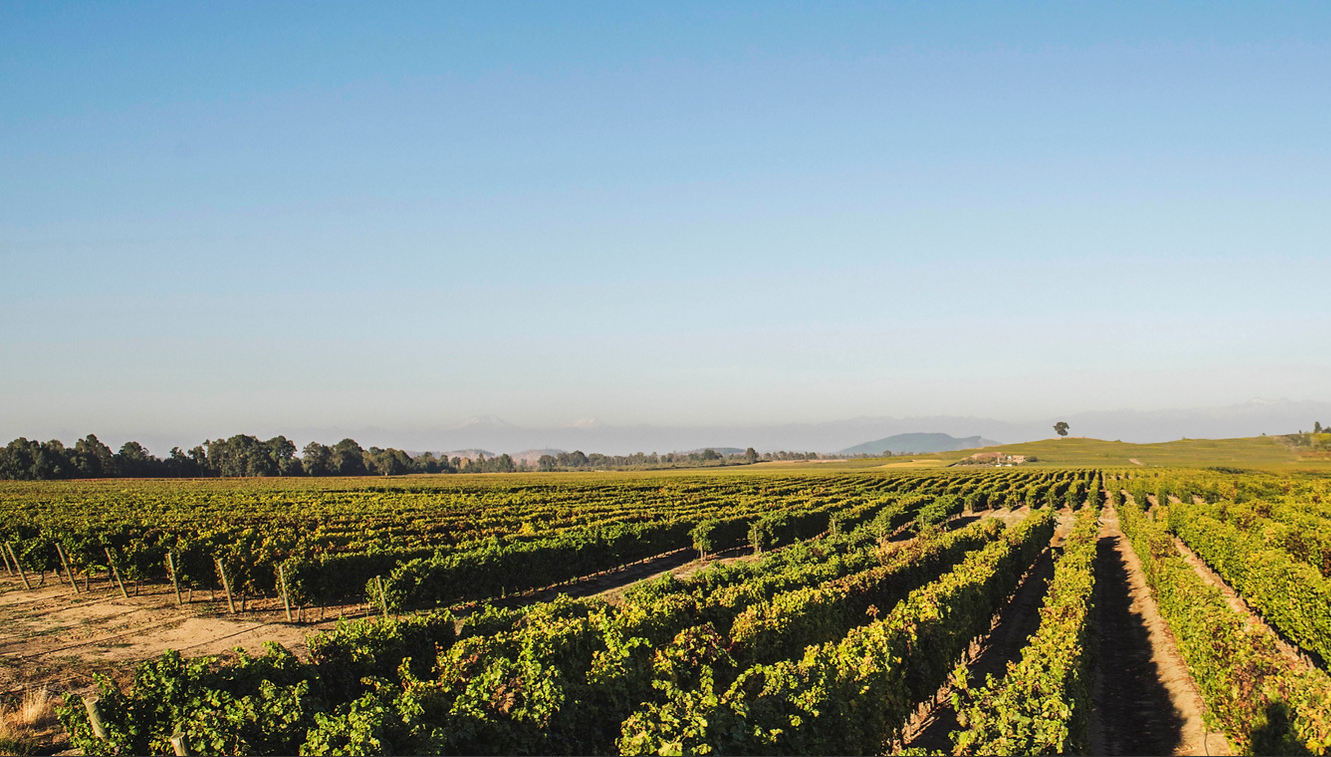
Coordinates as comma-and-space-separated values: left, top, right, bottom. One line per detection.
0, 434, 848, 481
532, 448, 853, 471
0, 434, 472, 481
0, 435, 186, 481
534, 448, 755, 471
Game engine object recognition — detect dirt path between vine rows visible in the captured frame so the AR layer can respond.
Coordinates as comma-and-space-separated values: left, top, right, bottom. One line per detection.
589, 509, 1016, 607
1091, 505, 1230, 756
903, 505, 1231, 756
901, 507, 1063, 751
1170, 527, 1326, 672
902, 537, 1057, 751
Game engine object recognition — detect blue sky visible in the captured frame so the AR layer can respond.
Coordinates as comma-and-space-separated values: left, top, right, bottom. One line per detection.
3, 2, 1329, 450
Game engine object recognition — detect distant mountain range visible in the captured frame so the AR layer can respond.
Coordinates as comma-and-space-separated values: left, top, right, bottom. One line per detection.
107, 398, 1331, 459
511, 449, 564, 465
684, 447, 747, 456
840, 433, 1000, 456
381, 399, 1325, 456
407, 448, 496, 462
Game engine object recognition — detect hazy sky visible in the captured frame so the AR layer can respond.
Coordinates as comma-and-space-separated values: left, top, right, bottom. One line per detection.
4, 2, 1330, 449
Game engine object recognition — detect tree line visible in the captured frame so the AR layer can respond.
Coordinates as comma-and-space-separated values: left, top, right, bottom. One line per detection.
533, 448, 850, 471
0, 434, 478, 480
0, 435, 845, 480
536, 448, 745, 471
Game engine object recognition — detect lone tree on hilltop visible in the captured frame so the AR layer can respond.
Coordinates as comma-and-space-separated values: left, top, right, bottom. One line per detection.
1054, 421, 1070, 438
1317, 421, 1324, 434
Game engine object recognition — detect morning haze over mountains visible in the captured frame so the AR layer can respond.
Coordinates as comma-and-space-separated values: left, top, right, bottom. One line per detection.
244, 398, 1331, 462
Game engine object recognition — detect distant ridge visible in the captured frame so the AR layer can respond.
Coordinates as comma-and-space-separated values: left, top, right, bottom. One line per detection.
840, 432, 1000, 456
210, 398, 1331, 461
437, 448, 497, 461
511, 448, 564, 465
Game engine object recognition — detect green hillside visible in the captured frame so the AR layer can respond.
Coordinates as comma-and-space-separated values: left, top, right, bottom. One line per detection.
901, 434, 1329, 470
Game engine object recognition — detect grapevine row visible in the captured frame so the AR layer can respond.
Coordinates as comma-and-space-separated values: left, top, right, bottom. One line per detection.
1164, 497, 1331, 664
1117, 498, 1331, 754
618, 509, 1055, 755
950, 503, 1101, 754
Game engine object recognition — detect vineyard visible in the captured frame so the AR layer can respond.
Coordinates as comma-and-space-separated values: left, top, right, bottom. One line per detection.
2, 465, 1330, 754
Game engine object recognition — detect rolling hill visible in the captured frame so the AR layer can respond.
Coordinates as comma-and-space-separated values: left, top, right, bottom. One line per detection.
840, 433, 1000, 456
902, 434, 1330, 469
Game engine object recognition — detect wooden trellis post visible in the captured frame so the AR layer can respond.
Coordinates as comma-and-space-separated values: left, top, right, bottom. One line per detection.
215, 558, 237, 615
104, 547, 130, 599
170, 731, 192, 756
0, 542, 12, 575
82, 695, 107, 739
56, 542, 80, 593
7, 543, 31, 590
166, 552, 183, 606
375, 575, 389, 620
278, 563, 293, 623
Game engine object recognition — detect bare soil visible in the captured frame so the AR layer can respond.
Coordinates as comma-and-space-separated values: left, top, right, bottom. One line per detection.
0, 574, 364, 755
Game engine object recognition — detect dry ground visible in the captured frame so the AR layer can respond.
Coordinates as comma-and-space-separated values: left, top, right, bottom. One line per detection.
0, 574, 370, 754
